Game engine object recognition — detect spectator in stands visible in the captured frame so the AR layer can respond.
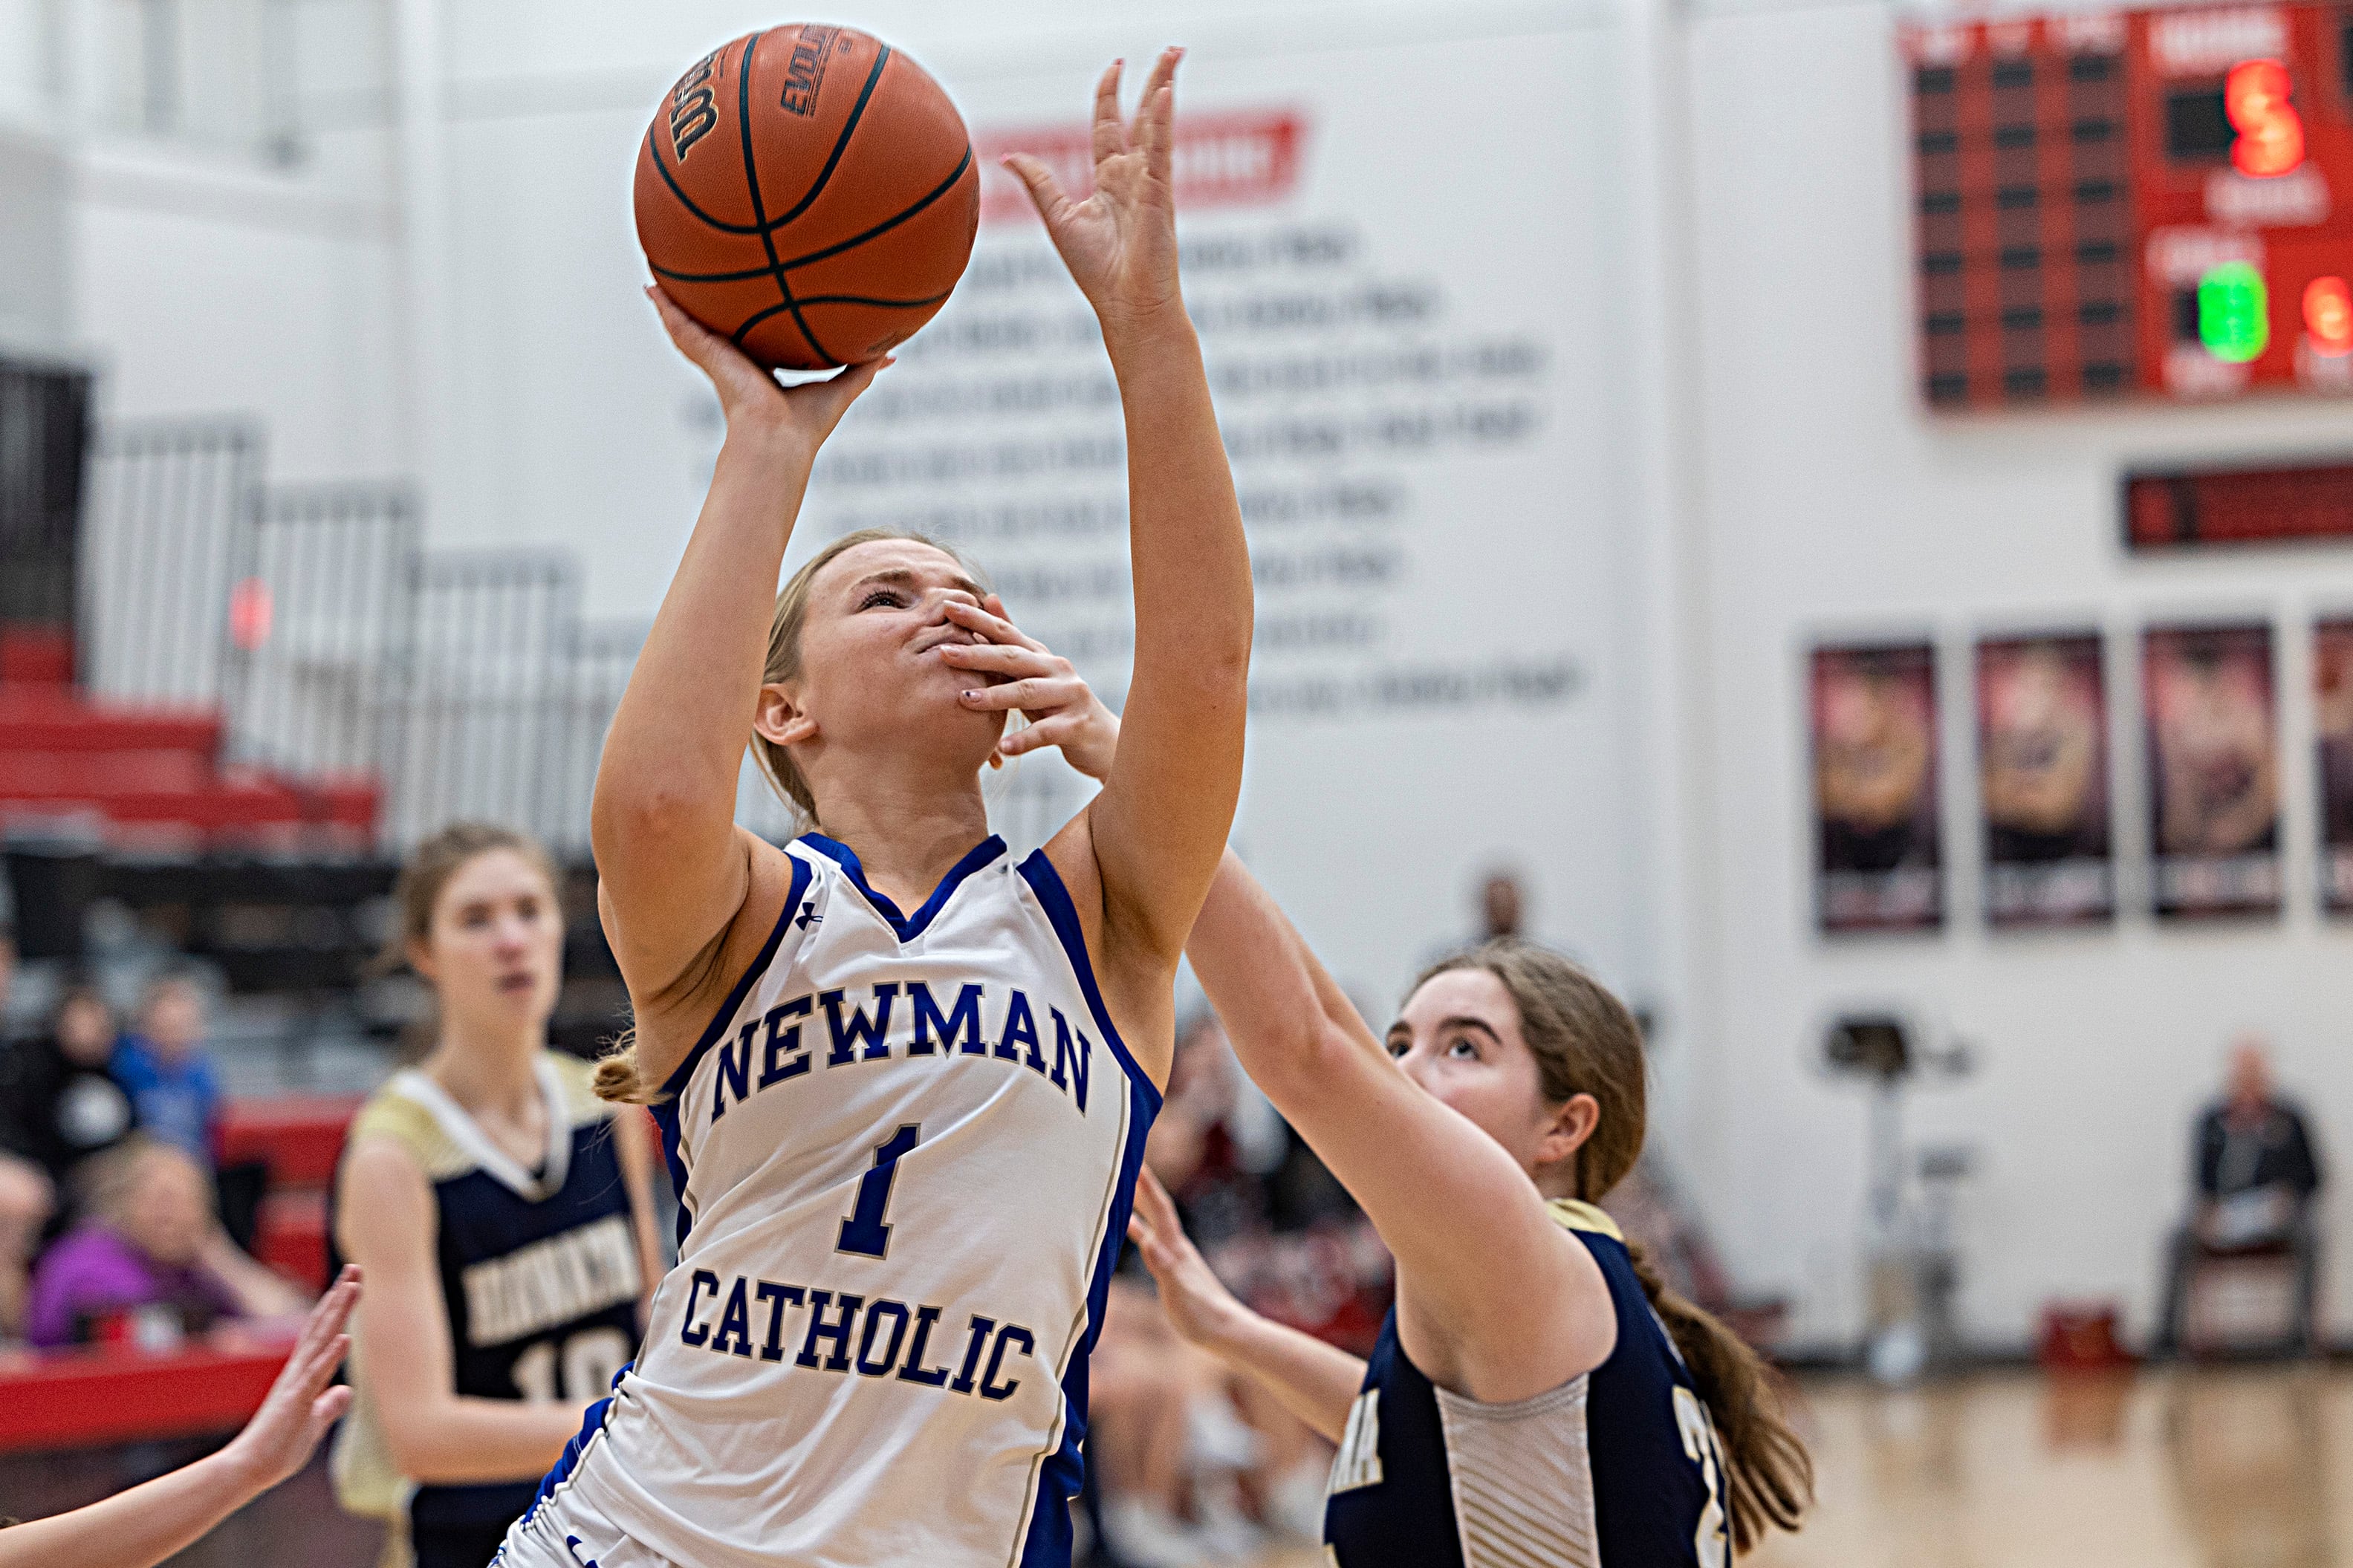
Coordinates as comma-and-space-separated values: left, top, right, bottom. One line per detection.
111, 971, 223, 1168
1479, 868, 1527, 942
0, 979, 135, 1208
2156, 1035, 2326, 1355
24, 1136, 304, 1349
0, 931, 52, 1341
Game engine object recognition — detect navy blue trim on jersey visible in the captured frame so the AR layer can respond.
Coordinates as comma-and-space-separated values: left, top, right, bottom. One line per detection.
657, 855, 811, 1102
1018, 1006, 1158, 1567
1013, 850, 1163, 1119
652, 853, 811, 1253
798, 832, 1007, 942
516, 1362, 629, 1535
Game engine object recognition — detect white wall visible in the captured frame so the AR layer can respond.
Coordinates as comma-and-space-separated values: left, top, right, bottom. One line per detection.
43, 0, 2353, 1356
1684, 1, 2353, 1348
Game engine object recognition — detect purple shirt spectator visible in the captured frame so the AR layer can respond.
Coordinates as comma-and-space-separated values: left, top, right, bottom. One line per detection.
25, 1223, 242, 1348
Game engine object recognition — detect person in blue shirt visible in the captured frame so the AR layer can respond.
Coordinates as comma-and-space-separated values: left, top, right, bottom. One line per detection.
111, 972, 222, 1170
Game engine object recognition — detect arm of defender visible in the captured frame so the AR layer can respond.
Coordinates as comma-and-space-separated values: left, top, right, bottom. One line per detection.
1187, 854, 1613, 1396
1126, 1171, 1362, 1443
590, 289, 884, 1009
0, 1269, 358, 1568
1008, 56, 1252, 1059
334, 1136, 588, 1483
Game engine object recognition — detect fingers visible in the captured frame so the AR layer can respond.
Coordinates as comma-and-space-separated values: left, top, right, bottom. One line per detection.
1001, 153, 1074, 231
997, 712, 1089, 755
1091, 59, 1127, 165
1135, 1166, 1184, 1235
1132, 49, 1181, 180
646, 284, 725, 367
646, 286, 782, 408
944, 598, 1048, 653
958, 677, 1056, 712
936, 642, 1062, 679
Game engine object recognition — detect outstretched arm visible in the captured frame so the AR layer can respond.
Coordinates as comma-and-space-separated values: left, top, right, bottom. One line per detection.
0, 1269, 360, 1568
1007, 54, 1252, 1072
591, 290, 885, 1027
945, 615, 1608, 1401
1126, 1170, 1363, 1443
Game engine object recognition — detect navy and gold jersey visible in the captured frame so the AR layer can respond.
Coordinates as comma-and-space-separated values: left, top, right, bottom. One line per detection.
1322, 1200, 1731, 1568
330, 1053, 643, 1568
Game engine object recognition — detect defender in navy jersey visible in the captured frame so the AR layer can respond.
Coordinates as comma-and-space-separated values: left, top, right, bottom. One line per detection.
333, 825, 660, 1568
963, 627, 1814, 1564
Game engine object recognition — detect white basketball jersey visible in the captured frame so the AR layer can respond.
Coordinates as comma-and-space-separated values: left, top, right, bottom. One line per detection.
528, 833, 1158, 1568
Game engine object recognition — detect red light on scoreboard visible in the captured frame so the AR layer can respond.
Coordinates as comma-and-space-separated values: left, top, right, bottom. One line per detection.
2224, 58, 2305, 175
2305, 275, 2353, 354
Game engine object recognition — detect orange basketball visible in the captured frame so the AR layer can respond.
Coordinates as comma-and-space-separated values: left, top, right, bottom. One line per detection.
635, 26, 980, 371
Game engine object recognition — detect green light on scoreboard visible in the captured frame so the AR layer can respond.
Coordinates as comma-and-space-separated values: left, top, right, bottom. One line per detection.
2198, 262, 2270, 363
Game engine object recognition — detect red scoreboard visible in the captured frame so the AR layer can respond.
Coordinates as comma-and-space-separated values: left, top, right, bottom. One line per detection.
1904, 3, 2353, 409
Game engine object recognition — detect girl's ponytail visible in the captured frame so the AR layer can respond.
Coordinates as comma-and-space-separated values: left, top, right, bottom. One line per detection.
1624, 1238, 1813, 1552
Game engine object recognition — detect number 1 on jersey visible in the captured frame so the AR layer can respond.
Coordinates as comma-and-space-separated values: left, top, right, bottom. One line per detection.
837, 1124, 921, 1258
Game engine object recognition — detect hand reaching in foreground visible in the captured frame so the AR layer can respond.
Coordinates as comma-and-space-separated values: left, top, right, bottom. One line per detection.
1125, 1168, 1250, 1352
221, 1263, 361, 1491
0, 1266, 360, 1568
941, 596, 1122, 780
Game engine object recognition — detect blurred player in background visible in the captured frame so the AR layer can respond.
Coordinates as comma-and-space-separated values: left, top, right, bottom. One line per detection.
331, 824, 660, 1568
950, 607, 1813, 1566
498, 50, 1250, 1568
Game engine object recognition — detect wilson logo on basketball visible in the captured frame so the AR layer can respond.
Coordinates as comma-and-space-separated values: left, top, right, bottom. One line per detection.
668, 48, 721, 161
978, 110, 1306, 224
781, 25, 842, 117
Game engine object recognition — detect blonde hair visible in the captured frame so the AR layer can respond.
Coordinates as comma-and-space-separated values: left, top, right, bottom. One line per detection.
1412, 943, 1813, 1553
593, 527, 978, 1107
78, 1135, 210, 1232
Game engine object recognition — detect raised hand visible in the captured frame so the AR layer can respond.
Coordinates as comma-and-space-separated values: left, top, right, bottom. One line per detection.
646, 284, 886, 456
1126, 1168, 1249, 1351
1002, 50, 1184, 337
941, 596, 1122, 779
219, 1265, 361, 1492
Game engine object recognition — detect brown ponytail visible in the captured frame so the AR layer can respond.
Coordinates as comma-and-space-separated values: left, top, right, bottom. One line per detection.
1413, 943, 1813, 1553
1620, 1237, 1812, 1551
592, 527, 982, 1107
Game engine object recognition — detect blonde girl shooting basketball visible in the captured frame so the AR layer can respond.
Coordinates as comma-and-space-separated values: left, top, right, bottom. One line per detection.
497, 50, 1250, 1568
948, 612, 1814, 1566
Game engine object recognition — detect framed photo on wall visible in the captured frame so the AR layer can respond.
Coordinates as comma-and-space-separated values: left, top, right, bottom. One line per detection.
1976, 632, 2113, 927
2142, 622, 2280, 920
1811, 641, 1942, 934
2314, 619, 2353, 914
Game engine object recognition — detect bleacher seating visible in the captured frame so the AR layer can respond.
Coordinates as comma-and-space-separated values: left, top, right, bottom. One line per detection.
221, 1096, 364, 1290
0, 628, 378, 852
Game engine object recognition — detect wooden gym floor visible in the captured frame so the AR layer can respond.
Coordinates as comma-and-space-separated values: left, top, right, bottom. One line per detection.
1253, 1363, 2350, 1567
1747, 1364, 2351, 1568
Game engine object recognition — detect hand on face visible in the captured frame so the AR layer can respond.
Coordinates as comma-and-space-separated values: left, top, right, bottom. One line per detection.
938, 596, 1122, 780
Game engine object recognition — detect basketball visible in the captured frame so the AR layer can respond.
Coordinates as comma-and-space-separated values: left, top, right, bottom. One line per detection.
635, 25, 980, 371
